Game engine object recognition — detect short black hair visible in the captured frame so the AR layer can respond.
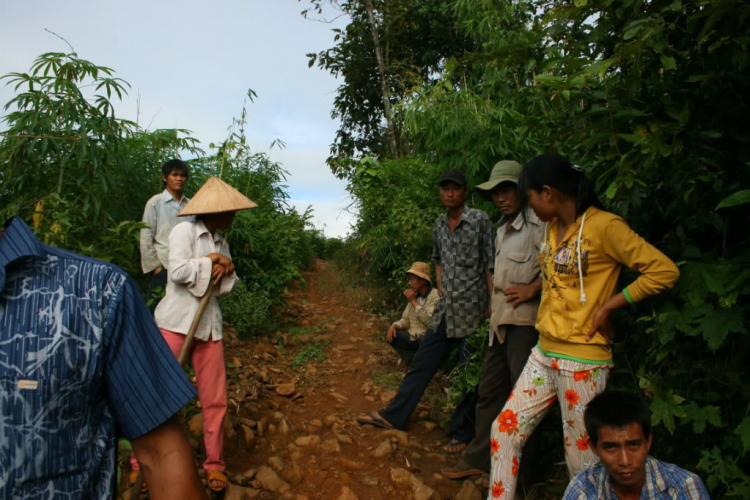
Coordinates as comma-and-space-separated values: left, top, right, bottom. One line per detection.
161, 159, 189, 187
585, 391, 652, 446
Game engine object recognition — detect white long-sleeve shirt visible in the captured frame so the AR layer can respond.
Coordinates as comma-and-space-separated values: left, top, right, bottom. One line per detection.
139, 190, 191, 274
154, 220, 237, 341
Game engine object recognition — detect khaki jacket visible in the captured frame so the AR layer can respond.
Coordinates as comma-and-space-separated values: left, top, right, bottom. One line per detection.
490, 209, 545, 345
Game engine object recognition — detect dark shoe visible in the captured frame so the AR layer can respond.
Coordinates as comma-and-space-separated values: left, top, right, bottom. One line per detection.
440, 459, 486, 480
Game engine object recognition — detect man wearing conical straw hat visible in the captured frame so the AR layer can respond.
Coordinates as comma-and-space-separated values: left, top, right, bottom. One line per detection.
130, 176, 256, 492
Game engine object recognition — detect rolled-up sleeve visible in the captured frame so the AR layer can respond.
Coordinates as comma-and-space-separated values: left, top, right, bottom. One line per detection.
168, 223, 212, 298
139, 198, 160, 274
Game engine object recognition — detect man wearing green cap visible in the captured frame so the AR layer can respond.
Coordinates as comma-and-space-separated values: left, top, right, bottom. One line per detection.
442, 160, 546, 480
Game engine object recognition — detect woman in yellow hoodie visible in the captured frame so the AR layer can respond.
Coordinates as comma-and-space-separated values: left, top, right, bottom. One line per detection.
487, 153, 679, 500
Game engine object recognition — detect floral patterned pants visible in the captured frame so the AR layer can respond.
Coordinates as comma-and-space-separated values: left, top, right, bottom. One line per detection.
488, 347, 612, 499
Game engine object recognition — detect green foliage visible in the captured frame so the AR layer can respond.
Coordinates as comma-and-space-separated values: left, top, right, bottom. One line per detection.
446, 323, 489, 407
1, 53, 330, 333
220, 280, 274, 338
301, 0, 474, 176
291, 341, 331, 370
341, 156, 448, 298
314, 0, 750, 496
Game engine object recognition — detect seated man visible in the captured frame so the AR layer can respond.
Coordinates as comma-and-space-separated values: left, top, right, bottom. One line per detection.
563, 391, 710, 500
385, 262, 440, 366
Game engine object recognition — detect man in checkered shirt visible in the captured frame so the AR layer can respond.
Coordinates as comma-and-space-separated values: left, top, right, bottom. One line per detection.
563, 391, 710, 500
358, 169, 494, 452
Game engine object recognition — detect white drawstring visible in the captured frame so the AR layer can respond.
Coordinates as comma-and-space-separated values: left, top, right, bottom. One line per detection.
540, 222, 549, 254
576, 212, 587, 304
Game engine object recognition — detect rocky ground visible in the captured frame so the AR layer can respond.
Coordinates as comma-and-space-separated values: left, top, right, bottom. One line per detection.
124, 260, 503, 499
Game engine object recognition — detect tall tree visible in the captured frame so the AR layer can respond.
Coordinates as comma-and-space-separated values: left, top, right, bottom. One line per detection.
300, 0, 474, 177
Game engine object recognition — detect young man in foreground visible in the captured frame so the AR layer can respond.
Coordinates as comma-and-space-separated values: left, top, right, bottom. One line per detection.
563, 391, 709, 500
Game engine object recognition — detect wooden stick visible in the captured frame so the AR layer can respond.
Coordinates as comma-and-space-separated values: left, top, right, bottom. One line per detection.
129, 281, 215, 499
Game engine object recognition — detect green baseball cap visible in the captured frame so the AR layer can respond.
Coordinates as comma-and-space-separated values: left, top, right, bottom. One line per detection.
475, 160, 522, 192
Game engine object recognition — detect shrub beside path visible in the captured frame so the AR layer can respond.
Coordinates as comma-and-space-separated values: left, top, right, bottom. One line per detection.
174, 259, 484, 499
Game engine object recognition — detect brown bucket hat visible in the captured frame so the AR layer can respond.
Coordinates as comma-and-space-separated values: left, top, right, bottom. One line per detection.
179, 176, 258, 216
406, 262, 432, 284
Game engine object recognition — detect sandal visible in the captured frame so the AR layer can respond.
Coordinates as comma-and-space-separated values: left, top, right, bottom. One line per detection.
128, 471, 148, 493
356, 411, 394, 429
207, 470, 228, 492
443, 439, 468, 454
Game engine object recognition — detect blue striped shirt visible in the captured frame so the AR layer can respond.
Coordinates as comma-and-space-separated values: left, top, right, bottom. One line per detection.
563, 456, 710, 500
0, 217, 196, 499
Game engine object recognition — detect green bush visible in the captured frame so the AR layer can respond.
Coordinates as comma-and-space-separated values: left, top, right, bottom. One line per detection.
220, 280, 275, 338
1, 53, 328, 333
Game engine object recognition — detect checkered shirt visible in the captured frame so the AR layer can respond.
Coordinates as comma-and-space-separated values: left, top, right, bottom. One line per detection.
563, 456, 710, 500
429, 206, 494, 338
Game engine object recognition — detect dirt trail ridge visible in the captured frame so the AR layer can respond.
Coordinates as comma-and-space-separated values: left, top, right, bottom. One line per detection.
176, 259, 485, 500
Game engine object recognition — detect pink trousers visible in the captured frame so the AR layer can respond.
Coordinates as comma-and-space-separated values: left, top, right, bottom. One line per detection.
131, 328, 227, 472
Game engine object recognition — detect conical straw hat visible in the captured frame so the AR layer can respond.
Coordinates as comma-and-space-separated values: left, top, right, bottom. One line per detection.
179, 176, 258, 216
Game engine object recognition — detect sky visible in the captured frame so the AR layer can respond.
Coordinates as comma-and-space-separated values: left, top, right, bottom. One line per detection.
0, 0, 355, 237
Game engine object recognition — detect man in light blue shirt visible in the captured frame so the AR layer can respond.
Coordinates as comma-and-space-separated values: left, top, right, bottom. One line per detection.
140, 159, 191, 308
563, 391, 710, 500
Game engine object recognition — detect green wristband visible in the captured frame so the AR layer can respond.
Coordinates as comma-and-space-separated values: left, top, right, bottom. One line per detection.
623, 288, 635, 305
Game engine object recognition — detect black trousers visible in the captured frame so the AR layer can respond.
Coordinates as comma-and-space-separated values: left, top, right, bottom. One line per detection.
461, 325, 539, 472
387, 329, 421, 366
379, 319, 478, 443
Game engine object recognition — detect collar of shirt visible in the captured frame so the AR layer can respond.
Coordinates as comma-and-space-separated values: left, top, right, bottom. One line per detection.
439, 205, 472, 229
499, 208, 542, 232
0, 217, 47, 289
596, 456, 668, 499
193, 219, 226, 246
161, 189, 189, 206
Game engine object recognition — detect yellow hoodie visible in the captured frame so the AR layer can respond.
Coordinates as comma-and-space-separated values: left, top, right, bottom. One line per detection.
536, 207, 679, 362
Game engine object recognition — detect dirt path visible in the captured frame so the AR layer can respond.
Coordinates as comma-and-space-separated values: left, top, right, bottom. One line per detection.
203, 260, 483, 499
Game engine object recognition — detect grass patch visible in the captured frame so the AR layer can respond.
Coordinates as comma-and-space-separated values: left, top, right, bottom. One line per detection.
372, 369, 404, 390
291, 341, 331, 369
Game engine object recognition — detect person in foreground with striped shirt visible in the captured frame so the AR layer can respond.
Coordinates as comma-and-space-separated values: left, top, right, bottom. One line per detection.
563, 391, 710, 500
0, 216, 206, 500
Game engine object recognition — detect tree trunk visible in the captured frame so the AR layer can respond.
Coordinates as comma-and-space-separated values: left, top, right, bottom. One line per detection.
363, 0, 399, 159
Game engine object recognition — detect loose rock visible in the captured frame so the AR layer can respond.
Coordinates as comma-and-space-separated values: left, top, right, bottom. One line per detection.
322, 439, 342, 454
223, 483, 260, 499
390, 467, 441, 500
337, 486, 359, 500
275, 383, 296, 396
295, 435, 321, 447
268, 456, 285, 472
455, 480, 482, 500
256, 466, 290, 494
372, 440, 394, 458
